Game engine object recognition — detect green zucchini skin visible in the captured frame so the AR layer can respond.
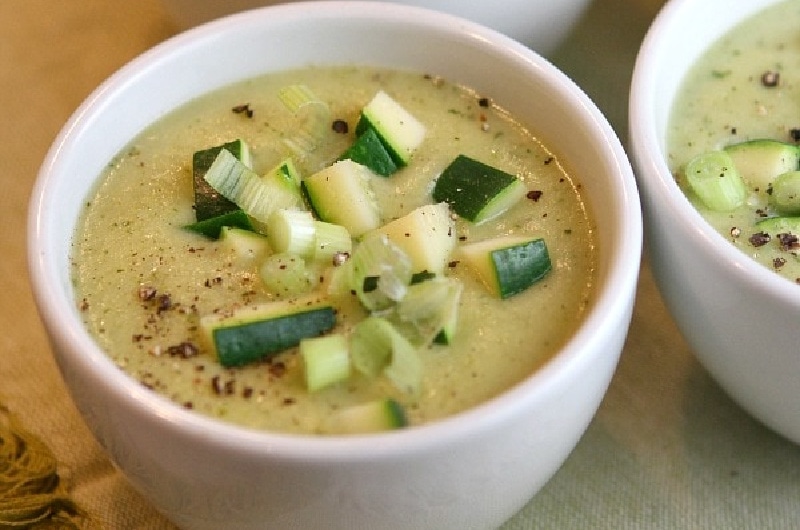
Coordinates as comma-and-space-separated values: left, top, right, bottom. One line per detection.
492, 238, 551, 299
339, 126, 398, 177
193, 140, 247, 221
212, 306, 336, 367
756, 216, 800, 234
432, 154, 526, 223
183, 209, 254, 239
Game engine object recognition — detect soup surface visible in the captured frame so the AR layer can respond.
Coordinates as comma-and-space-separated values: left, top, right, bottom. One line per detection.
668, 0, 800, 281
72, 66, 596, 434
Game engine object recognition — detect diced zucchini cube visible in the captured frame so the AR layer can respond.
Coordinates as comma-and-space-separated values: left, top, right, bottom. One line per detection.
432, 154, 528, 224
192, 139, 251, 221
200, 296, 336, 367
724, 139, 800, 190
339, 126, 398, 176
323, 399, 408, 435
303, 159, 382, 237
374, 202, 456, 275
355, 90, 426, 167
457, 235, 551, 299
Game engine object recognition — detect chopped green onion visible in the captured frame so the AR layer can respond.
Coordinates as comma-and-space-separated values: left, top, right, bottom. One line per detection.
770, 171, 800, 216
349, 233, 412, 311
204, 150, 303, 223
311, 221, 352, 263
350, 316, 422, 394
397, 276, 463, 346
684, 150, 747, 212
300, 333, 351, 392
259, 253, 315, 297
350, 316, 396, 377
267, 209, 316, 257
278, 84, 331, 159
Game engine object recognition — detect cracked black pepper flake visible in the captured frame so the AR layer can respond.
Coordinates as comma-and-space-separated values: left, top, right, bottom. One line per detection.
156, 294, 172, 313
791, 128, 800, 142
777, 232, 800, 251
166, 341, 199, 359
138, 285, 157, 301
331, 119, 349, 134
749, 231, 771, 247
761, 71, 780, 87
527, 190, 543, 202
232, 103, 254, 118
478, 97, 490, 107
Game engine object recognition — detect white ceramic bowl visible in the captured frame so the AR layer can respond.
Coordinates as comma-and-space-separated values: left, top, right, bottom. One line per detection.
160, 0, 592, 57
29, 3, 641, 529
629, 0, 800, 444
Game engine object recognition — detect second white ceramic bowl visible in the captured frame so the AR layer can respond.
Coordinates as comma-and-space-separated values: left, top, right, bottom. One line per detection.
160, 0, 593, 56
29, 3, 642, 528
629, 0, 800, 444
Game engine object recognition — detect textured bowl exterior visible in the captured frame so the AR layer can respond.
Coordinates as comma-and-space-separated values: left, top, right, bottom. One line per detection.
160, 0, 593, 56
629, 0, 800, 444
29, 3, 641, 529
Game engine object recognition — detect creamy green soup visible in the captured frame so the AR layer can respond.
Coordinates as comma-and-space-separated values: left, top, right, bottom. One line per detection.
72, 66, 596, 435
668, 0, 800, 281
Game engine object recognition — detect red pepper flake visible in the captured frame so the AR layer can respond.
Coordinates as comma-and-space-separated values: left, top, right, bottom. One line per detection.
183, 402, 194, 409
232, 103, 254, 118
761, 71, 780, 87
749, 231, 771, 247
331, 119, 349, 134
282, 397, 296, 406
242, 386, 254, 399
527, 190, 543, 202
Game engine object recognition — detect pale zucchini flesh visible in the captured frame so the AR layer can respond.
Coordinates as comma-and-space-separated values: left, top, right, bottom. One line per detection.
373, 202, 455, 275
724, 139, 800, 191
303, 159, 382, 237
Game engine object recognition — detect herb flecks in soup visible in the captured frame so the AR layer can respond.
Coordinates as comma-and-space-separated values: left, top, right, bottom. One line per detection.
72, 67, 596, 435
668, 0, 800, 282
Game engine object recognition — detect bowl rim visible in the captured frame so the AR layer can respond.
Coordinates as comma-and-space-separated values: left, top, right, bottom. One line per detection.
629, 0, 800, 306
29, 0, 642, 460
